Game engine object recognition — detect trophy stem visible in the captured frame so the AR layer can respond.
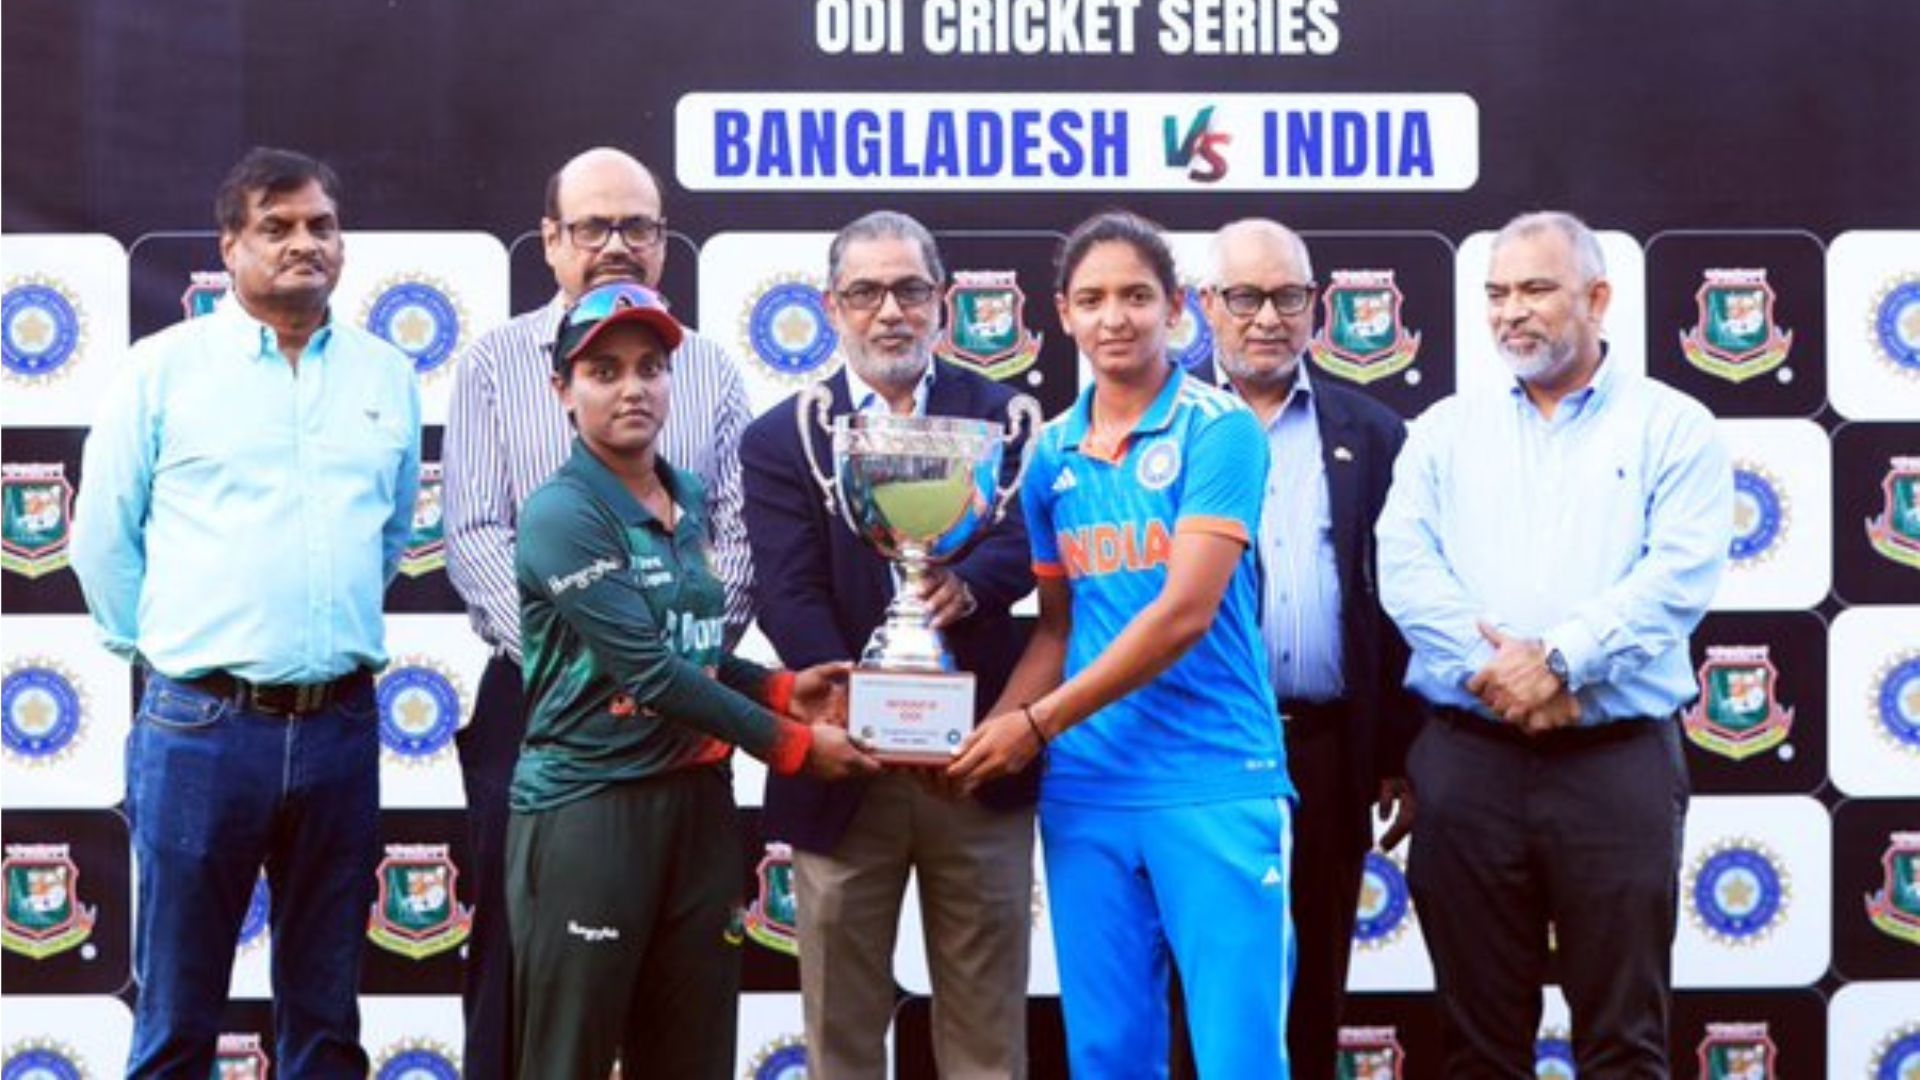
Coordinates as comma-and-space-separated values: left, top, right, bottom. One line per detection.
859, 553, 956, 672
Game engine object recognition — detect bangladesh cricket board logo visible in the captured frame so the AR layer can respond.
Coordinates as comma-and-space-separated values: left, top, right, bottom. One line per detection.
1687, 839, 1790, 947
1729, 461, 1789, 569
215, 1033, 268, 1080
1309, 270, 1422, 385
1, 843, 96, 960
371, 1039, 460, 1080
1683, 645, 1794, 760
1679, 269, 1794, 383
399, 462, 445, 578
1866, 831, 1920, 947
1, 1039, 87, 1080
740, 276, 839, 384
1866, 456, 1920, 571
1871, 649, 1920, 757
367, 843, 471, 959
363, 275, 466, 381
2, 275, 86, 386
1167, 286, 1214, 373
2, 659, 87, 767
375, 658, 463, 767
936, 270, 1042, 381
1336, 1025, 1405, 1079
1869, 274, 1920, 379
2, 464, 74, 579
1352, 851, 1414, 950
744, 842, 797, 957
745, 1035, 807, 1080
181, 270, 230, 320
1696, 1021, 1777, 1079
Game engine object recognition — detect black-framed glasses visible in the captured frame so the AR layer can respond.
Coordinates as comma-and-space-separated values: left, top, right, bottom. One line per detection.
835, 278, 939, 311
561, 215, 668, 250
1217, 283, 1316, 318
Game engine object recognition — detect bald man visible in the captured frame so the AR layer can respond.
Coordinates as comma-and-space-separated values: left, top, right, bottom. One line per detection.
442, 148, 753, 1080
1198, 219, 1421, 1078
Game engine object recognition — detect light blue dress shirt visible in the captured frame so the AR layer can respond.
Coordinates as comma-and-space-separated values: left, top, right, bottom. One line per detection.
71, 295, 421, 684
1237, 364, 1344, 703
1374, 358, 1731, 724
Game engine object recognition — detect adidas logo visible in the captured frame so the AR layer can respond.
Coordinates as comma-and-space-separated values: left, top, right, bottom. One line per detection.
1052, 468, 1078, 493
1260, 865, 1283, 887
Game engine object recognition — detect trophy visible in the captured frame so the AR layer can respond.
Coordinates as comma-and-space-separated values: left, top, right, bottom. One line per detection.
799, 384, 1043, 762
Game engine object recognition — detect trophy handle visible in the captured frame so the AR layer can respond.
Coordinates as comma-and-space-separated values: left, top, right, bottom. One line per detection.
991, 394, 1045, 523
796, 383, 839, 517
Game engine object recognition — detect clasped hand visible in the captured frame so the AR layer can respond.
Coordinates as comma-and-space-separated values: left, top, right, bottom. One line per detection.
1466, 622, 1581, 735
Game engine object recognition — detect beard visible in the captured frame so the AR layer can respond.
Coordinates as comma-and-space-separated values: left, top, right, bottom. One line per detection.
1498, 335, 1577, 384
1217, 346, 1300, 391
847, 342, 932, 389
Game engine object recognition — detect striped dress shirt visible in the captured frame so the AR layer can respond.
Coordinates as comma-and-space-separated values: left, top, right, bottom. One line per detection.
443, 294, 754, 661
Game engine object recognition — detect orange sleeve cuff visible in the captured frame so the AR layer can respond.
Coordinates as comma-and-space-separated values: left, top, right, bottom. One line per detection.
764, 669, 796, 716
1177, 516, 1250, 544
767, 719, 813, 777
1033, 561, 1067, 579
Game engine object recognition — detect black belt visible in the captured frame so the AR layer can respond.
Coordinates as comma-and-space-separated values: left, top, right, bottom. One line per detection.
1279, 699, 1348, 738
177, 668, 373, 717
1435, 705, 1665, 751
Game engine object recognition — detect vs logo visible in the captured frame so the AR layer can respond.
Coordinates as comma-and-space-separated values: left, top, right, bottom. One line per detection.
1164, 106, 1230, 183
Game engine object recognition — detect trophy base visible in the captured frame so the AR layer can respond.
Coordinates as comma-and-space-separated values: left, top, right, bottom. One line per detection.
848, 669, 976, 765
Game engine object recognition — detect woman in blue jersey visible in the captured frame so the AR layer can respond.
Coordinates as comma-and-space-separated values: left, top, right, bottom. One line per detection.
949, 211, 1296, 1078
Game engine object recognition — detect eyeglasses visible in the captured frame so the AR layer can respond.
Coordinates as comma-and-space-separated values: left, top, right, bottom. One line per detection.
561, 215, 668, 251
1216, 284, 1316, 318
835, 278, 939, 311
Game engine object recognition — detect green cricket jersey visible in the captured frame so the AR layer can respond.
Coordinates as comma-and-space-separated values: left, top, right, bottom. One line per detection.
512, 440, 810, 812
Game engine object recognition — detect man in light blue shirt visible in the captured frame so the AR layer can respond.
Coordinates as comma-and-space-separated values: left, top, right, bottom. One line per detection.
71, 147, 420, 1079
1376, 211, 1730, 1078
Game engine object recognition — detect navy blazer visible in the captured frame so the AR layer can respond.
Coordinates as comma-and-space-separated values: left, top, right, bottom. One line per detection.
742, 361, 1040, 854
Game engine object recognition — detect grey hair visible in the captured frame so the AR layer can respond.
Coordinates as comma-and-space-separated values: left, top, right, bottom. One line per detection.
1205, 218, 1314, 287
1492, 211, 1606, 283
826, 210, 945, 287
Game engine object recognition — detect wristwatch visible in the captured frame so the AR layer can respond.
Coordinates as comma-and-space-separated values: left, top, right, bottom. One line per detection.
1544, 646, 1570, 687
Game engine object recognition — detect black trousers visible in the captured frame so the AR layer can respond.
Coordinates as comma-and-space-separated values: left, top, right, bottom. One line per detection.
1283, 708, 1371, 1080
1406, 710, 1690, 1079
454, 654, 526, 1080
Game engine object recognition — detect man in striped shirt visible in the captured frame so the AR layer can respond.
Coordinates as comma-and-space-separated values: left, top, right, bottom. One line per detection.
441, 147, 752, 1080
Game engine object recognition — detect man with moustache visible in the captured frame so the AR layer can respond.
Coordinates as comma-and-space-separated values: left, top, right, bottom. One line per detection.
741, 211, 1039, 1079
1198, 218, 1419, 1079
1376, 211, 1731, 1077
441, 147, 752, 1080
73, 147, 421, 1077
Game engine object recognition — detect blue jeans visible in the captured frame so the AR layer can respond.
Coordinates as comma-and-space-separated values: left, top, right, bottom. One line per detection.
124, 672, 380, 1079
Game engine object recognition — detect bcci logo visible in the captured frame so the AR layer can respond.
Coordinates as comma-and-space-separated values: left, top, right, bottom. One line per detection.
1, 1039, 86, 1080
1533, 1030, 1575, 1080
936, 271, 1042, 381
1870, 649, 1920, 757
1683, 645, 1794, 761
237, 870, 271, 955
366, 842, 473, 960
1352, 851, 1414, 951
741, 277, 839, 383
1, 464, 74, 579
745, 1035, 807, 1080
1679, 269, 1794, 383
1866, 456, 1920, 571
363, 275, 467, 381
1687, 839, 1789, 947
1872, 1023, 1920, 1080
1163, 105, 1230, 184
400, 462, 446, 579
1864, 831, 1920, 947
180, 270, 231, 320
2, 659, 87, 767
1, 843, 97, 960
215, 1033, 268, 1080
1166, 287, 1215, 373
1335, 1025, 1404, 1079
1309, 270, 1423, 385
1135, 439, 1182, 492
371, 1039, 460, 1080
1695, 1021, 1777, 1079
1868, 274, 1920, 379
1, 275, 86, 386
1729, 461, 1789, 569
376, 659, 463, 767
744, 842, 798, 957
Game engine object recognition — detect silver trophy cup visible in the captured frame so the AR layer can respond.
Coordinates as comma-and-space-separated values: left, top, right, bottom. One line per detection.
798, 384, 1042, 757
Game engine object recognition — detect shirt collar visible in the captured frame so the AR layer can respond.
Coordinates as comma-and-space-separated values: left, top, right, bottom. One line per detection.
563, 437, 687, 529
213, 292, 334, 362
844, 359, 935, 417
1060, 362, 1186, 450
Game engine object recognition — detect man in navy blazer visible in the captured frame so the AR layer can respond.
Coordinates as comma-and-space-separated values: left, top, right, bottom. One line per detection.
742, 210, 1038, 1079
1196, 218, 1423, 1080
